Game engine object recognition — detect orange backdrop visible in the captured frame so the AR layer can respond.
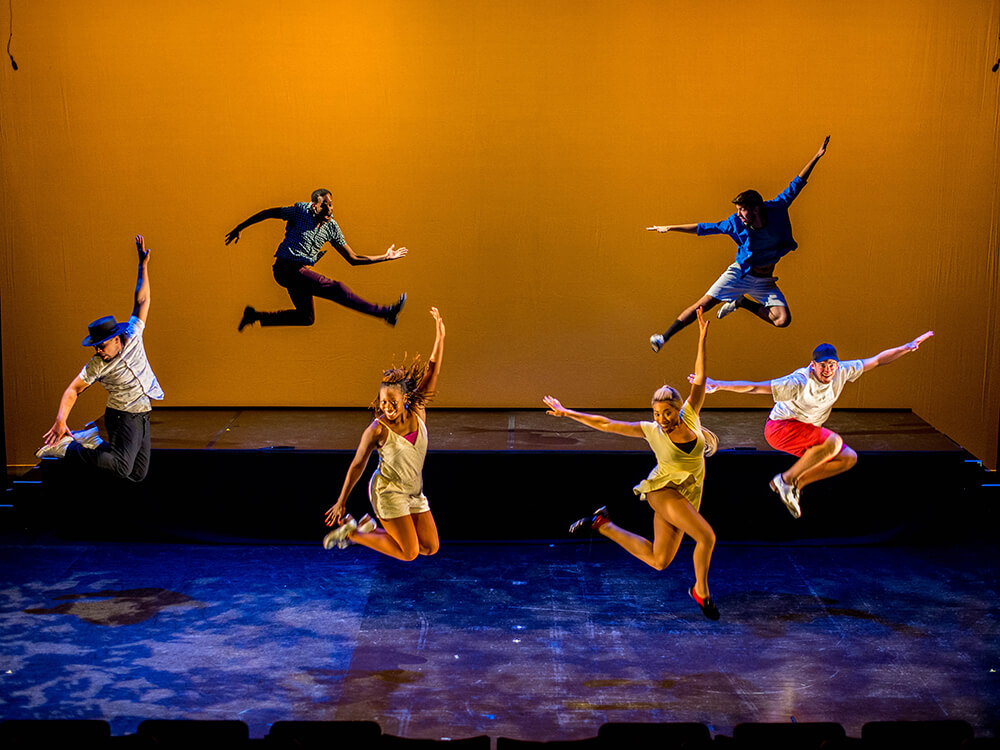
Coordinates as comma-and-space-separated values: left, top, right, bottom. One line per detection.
2, 0, 999, 468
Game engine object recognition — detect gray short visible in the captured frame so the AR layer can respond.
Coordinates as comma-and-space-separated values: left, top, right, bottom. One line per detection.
706, 263, 788, 308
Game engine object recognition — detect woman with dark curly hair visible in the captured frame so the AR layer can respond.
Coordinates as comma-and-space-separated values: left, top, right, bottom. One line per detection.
322, 307, 445, 560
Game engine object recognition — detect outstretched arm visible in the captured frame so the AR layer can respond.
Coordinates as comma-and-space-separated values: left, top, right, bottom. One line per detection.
646, 223, 699, 234
132, 234, 151, 323
686, 308, 710, 413
42, 376, 90, 446
224, 207, 283, 245
324, 421, 382, 526
862, 331, 933, 372
415, 307, 445, 400
693, 375, 773, 395
798, 135, 830, 181
331, 240, 409, 266
543, 396, 645, 438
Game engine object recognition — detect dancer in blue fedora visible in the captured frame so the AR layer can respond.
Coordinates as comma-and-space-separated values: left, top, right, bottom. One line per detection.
37, 235, 163, 482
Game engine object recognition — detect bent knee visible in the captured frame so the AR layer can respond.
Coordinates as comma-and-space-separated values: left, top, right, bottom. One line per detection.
649, 555, 677, 572
771, 309, 791, 327
419, 544, 440, 557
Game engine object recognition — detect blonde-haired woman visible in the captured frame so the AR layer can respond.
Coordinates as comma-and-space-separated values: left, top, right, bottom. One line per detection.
543, 308, 720, 620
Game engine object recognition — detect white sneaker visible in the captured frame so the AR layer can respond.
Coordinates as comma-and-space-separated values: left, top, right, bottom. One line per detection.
650, 334, 665, 353
770, 473, 801, 518
73, 426, 103, 449
336, 514, 378, 549
716, 299, 739, 320
35, 435, 74, 459
322, 516, 358, 550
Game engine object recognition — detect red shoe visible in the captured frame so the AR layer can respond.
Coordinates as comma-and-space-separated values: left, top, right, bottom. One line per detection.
688, 586, 720, 621
568, 506, 610, 534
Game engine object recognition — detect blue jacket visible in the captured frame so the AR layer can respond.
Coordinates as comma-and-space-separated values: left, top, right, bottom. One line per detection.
696, 176, 806, 275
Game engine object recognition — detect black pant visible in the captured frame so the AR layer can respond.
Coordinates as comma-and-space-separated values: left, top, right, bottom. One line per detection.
257, 259, 388, 326
67, 407, 151, 482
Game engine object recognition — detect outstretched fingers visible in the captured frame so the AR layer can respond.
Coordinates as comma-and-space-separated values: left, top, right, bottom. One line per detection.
543, 395, 567, 416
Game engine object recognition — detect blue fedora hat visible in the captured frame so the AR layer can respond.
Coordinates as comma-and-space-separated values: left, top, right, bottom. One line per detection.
82, 316, 128, 347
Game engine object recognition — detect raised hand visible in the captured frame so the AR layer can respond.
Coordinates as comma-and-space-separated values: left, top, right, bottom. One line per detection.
817, 135, 831, 157
224, 228, 241, 245
430, 306, 445, 335
696, 306, 709, 334
135, 234, 150, 263
386, 244, 409, 260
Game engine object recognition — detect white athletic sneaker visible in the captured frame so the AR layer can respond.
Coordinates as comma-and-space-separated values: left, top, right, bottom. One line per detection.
335, 514, 378, 549
770, 473, 802, 518
716, 299, 739, 320
323, 516, 358, 550
35, 435, 74, 459
650, 334, 665, 353
73, 426, 103, 449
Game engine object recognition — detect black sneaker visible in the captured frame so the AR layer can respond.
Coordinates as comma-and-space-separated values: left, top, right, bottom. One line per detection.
238, 305, 258, 332
688, 586, 720, 621
385, 293, 407, 326
569, 506, 610, 534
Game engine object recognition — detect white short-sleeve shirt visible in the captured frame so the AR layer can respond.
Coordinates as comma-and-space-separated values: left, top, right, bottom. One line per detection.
768, 359, 864, 426
79, 316, 164, 413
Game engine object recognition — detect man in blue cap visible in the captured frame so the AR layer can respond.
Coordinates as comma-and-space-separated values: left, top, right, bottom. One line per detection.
698, 331, 933, 517
37, 235, 164, 482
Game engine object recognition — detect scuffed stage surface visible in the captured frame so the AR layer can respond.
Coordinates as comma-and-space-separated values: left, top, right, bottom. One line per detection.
1, 540, 997, 740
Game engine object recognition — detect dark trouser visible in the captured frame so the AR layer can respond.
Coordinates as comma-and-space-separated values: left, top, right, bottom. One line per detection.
258, 259, 390, 326
67, 407, 151, 482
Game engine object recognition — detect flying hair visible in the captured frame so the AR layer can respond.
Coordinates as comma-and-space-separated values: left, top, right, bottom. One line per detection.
371, 354, 434, 413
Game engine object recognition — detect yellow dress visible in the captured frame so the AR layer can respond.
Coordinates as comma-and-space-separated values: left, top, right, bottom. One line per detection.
632, 402, 706, 511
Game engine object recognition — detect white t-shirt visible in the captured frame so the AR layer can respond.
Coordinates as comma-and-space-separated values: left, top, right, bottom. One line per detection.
79, 316, 164, 413
768, 359, 864, 426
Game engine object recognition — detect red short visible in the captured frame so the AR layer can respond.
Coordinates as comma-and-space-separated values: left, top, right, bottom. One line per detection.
764, 419, 834, 457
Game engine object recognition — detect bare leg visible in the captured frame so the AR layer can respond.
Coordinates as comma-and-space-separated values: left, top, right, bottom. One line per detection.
782, 432, 844, 487
412, 510, 440, 556
598, 488, 716, 599
598, 515, 684, 571
738, 299, 791, 327
796, 445, 857, 489
648, 489, 716, 599
349, 515, 420, 561
660, 295, 720, 343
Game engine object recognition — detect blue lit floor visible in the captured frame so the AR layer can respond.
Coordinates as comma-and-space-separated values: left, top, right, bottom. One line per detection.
0, 540, 997, 740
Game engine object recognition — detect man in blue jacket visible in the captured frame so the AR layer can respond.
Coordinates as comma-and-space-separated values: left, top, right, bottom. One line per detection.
647, 136, 830, 352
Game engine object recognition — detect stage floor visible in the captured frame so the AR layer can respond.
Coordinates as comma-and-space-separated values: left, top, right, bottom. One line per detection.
148, 407, 962, 453
1, 539, 996, 740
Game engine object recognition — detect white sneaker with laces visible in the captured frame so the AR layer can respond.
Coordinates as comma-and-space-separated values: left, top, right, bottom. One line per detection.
337, 514, 378, 549
650, 334, 665, 353
35, 435, 74, 459
73, 426, 103, 449
323, 516, 359, 550
770, 473, 802, 518
716, 299, 739, 320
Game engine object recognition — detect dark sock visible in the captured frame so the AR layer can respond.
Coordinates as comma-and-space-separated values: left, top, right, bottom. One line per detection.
661, 318, 688, 343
